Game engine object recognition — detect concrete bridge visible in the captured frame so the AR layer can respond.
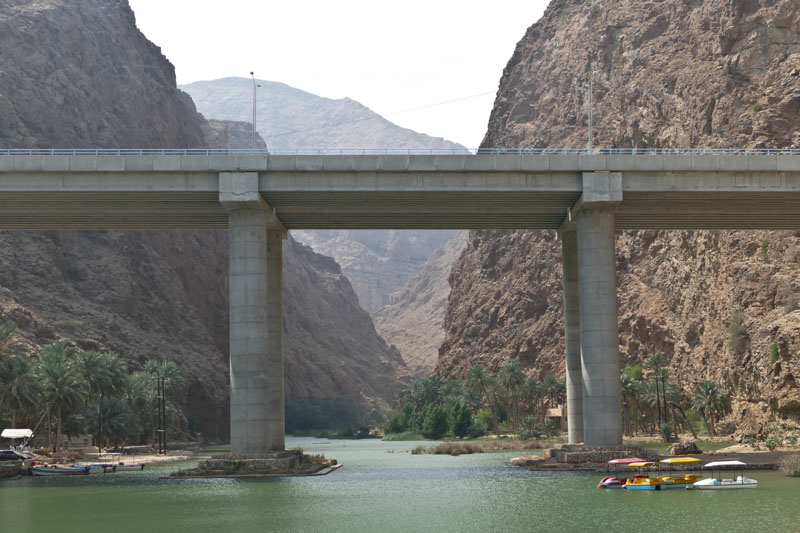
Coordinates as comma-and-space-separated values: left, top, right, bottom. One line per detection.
3, 150, 800, 453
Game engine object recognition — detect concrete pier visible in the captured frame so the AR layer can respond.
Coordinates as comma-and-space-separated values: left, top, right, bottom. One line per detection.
265, 229, 285, 449
576, 173, 623, 446
559, 227, 583, 444
221, 172, 285, 454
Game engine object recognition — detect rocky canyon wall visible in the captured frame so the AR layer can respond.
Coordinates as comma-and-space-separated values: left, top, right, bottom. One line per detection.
0, 0, 405, 437
438, 0, 800, 436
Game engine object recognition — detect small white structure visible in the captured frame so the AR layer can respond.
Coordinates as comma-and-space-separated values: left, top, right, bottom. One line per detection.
1, 429, 34, 439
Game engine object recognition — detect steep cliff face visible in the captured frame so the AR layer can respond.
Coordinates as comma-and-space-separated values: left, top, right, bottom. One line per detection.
374, 231, 468, 375
284, 238, 406, 403
0, 0, 204, 148
439, 0, 800, 436
0, 0, 405, 436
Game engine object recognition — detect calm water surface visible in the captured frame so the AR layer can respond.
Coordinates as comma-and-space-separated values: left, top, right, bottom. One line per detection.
2, 437, 800, 532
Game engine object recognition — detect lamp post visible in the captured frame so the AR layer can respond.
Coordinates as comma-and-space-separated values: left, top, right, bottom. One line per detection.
587, 70, 596, 155
250, 72, 261, 152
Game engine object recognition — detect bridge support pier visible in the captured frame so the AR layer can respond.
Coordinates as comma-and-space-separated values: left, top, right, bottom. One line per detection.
559, 227, 583, 444
221, 172, 285, 454
576, 172, 623, 446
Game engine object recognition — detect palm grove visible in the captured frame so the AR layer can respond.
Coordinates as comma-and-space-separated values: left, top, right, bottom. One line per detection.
0, 322, 184, 451
385, 353, 729, 441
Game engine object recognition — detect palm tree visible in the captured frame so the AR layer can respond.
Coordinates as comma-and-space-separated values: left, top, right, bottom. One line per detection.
75, 351, 127, 448
644, 352, 668, 377
467, 365, 499, 435
542, 375, 565, 408
0, 322, 27, 361
500, 359, 525, 432
144, 360, 184, 396
36, 342, 85, 451
522, 376, 544, 419
124, 371, 158, 444
620, 373, 640, 436
692, 380, 726, 436
0, 357, 42, 427
89, 397, 135, 449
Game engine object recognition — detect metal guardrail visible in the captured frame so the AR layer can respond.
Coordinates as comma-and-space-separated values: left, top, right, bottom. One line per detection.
1, 148, 800, 156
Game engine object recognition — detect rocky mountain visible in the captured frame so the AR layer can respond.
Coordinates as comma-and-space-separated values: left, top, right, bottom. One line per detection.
181, 77, 467, 151
0, 0, 406, 436
374, 231, 468, 374
291, 230, 460, 315
202, 119, 266, 150
438, 0, 800, 437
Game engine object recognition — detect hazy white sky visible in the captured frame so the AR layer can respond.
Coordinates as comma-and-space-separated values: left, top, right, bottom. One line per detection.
127, 0, 550, 147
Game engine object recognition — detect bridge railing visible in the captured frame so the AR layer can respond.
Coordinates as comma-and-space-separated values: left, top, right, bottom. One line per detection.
2, 148, 800, 156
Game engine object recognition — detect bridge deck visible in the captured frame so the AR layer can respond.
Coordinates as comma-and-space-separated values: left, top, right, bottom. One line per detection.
1, 154, 800, 230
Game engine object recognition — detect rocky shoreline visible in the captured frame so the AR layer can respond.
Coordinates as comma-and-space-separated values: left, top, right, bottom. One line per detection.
511, 444, 784, 472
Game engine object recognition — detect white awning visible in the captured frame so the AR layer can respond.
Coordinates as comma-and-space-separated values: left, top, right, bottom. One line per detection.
1, 429, 33, 439
704, 460, 746, 468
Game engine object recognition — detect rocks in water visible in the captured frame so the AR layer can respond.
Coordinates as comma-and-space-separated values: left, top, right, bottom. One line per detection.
671, 440, 703, 456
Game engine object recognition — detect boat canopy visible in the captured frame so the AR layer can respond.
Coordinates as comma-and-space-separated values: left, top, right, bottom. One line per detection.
660, 457, 701, 464
1, 429, 33, 439
704, 460, 747, 468
607, 457, 647, 465
626, 462, 657, 467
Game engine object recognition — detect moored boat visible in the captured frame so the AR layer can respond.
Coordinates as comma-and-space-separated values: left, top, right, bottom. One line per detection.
625, 458, 705, 490
598, 457, 648, 488
29, 465, 89, 476
113, 462, 145, 471
692, 460, 758, 489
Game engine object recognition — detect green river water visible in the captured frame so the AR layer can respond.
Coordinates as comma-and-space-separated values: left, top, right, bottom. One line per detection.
2, 437, 800, 532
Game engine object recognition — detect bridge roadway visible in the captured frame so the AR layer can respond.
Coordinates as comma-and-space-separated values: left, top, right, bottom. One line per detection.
2, 152, 800, 452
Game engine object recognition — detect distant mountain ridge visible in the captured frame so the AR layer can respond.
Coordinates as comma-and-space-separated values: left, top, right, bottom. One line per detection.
183, 76, 469, 375
181, 77, 467, 151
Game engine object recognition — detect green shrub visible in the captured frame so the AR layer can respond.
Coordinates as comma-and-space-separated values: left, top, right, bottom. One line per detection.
771, 342, 779, 366
519, 416, 543, 440
384, 413, 408, 435
476, 408, 493, 432
765, 435, 782, 451
753, 103, 762, 112
760, 239, 769, 254
421, 404, 448, 440
543, 418, 559, 438
659, 422, 674, 443
449, 402, 472, 438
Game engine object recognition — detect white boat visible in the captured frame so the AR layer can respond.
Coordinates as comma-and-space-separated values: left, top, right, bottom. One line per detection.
29, 465, 89, 476
692, 460, 758, 489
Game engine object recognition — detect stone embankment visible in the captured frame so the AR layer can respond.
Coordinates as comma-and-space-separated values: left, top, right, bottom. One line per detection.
511, 443, 781, 471
171, 450, 340, 478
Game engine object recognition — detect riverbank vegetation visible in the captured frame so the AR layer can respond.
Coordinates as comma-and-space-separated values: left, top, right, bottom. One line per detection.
621, 353, 730, 442
0, 322, 183, 451
383, 360, 567, 441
